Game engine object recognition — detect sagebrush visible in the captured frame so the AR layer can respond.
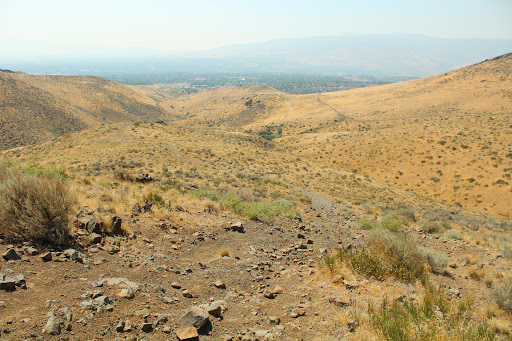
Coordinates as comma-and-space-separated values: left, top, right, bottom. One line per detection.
0, 164, 75, 245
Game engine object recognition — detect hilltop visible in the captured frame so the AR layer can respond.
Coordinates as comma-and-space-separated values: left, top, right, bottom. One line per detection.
0, 71, 169, 150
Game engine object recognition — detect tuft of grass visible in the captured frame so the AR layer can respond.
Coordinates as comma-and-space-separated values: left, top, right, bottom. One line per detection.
220, 193, 299, 223
381, 214, 401, 232
217, 247, 231, 258
191, 188, 219, 202
326, 230, 427, 283
419, 246, 448, 273
492, 279, 512, 312
421, 220, 451, 234
0, 163, 75, 245
445, 230, 464, 240
369, 285, 496, 341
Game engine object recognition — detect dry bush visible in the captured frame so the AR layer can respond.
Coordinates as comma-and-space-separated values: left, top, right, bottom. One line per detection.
0, 165, 76, 245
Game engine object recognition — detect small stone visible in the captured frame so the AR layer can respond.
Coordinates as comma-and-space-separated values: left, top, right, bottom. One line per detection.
171, 281, 182, 289
89, 233, 102, 244
3, 249, 21, 261
163, 324, 173, 333
134, 308, 150, 317
265, 316, 280, 326
205, 302, 223, 317
229, 222, 245, 233
80, 300, 95, 311
118, 288, 134, 299
115, 320, 125, 333
111, 216, 123, 235
123, 319, 133, 332
347, 319, 359, 332
94, 295, 111, 306
45, 312, 61, 335
182, 289, 193, 298
141, 322, 153, 333
180, 306, 209, 329
176, 327, 199, 340
64, 249, 79, 260
13, 274, 26, 289
61, 307, 73, 322
41, 252, 52, 262
214, 280, 226, 289
24, 246, 39, 256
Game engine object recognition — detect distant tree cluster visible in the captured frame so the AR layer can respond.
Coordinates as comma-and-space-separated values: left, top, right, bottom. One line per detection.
103, 72, 415, 95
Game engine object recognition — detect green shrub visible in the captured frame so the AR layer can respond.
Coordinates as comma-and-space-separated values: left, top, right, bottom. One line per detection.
445, 230, 463, 240
220, 193, 299, 223
329, 230, 427, 283
369, 285, 496, 341
191, 188, 219, 201
421, 220, 451, 234
492, 278, 512, 312
381, 214, 401, 232
0, 164, 75, 245
419, 246, 448, 272
357, 219, 379, 230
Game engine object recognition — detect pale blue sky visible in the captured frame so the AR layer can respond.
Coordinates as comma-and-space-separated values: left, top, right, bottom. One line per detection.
1, 0, 511, 56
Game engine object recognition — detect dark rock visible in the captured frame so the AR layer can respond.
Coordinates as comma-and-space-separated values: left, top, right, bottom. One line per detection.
135, 173, 154, 183
111, 216, 123, 235
3, 248, 21, 261
77, 216, 103, 234
141, 322, 153, 333
41, 252, 52, 262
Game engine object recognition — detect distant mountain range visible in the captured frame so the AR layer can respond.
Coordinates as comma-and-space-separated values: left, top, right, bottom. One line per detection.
1, 34, 511, 76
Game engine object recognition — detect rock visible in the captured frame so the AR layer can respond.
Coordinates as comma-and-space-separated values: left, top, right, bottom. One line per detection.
61, 307, 73, 322
229, 222, 244, 233
94, 295, 111, 306
78, 215, 103, 234
89, 233, 102, 244
163, 324, 173, 333
0, 275, 16, 291
155, 313, 169, 325
115, 320, 125, 332
329, 296, 351, 307
180, 306, 209, 330
222, 335, 234, 341
141, 322, 153, 333
271, 285, 283, 295
64, 249, 79, 260
176, 327, 199, 340
118, 288, 134, 299
24, 246, 39, 256
3, 248, 21, 261
264, 316, 280, 326
171, 281, 182, 289
182, 289, 193, 298
343, 280, 360, 290
13, 274, 26, 289
45, 312, 61, 335
80, 300, 95, 311
214, 280, 226, 289
111, 215, 123, 235
134, 308, 150, 317
263, 290, 276, 299
135, 173, 154, 183
123, 319, 133, 332
347, 319, 359, 332
205, 302, 223, 318
41, 252, 53, 262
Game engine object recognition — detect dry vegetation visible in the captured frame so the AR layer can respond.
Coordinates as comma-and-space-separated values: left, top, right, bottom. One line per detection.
0, 53, 511, 339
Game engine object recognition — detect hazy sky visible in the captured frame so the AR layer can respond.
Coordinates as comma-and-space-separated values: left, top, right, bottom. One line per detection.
1, 0, 511, 56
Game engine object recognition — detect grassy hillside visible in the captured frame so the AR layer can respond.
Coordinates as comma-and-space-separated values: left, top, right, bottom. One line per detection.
0, 71, 168, 150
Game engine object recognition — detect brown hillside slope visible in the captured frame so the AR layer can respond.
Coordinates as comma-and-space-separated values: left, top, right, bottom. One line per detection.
283, 53, 512, 217
0, 72, 168, 150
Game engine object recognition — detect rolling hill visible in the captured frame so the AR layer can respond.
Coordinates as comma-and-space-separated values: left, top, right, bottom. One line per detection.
0, 71, 169, 150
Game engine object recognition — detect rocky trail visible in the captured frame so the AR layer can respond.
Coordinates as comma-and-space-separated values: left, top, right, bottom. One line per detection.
0, 188, 509, 340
